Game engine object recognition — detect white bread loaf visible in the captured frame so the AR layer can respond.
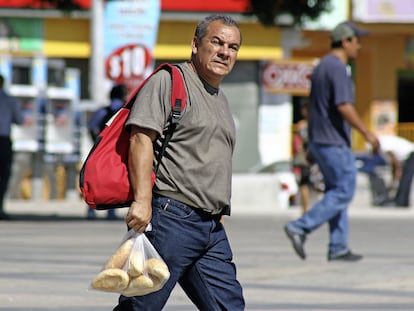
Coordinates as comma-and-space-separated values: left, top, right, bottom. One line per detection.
121, 274, 155, 297
144, 258, 170, 283
91, 268, 129, 292
104, 238, 134, 269
127, 250, 144, 277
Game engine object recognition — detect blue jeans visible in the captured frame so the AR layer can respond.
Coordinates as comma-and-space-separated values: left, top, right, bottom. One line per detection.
287, 143, 357, 257
113, 194, 245, 311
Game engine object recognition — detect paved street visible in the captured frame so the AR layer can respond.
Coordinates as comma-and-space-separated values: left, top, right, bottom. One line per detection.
1, 199, 414, 311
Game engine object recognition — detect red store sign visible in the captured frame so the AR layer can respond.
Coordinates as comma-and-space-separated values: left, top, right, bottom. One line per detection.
262, 60, 318, 96
0, 0, 89, 9
105, 43, 153, 93
162, 0, 249, 12
0, 0, 250, 12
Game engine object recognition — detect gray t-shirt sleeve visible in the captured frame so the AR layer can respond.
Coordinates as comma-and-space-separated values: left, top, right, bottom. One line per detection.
125, 69, 173, 136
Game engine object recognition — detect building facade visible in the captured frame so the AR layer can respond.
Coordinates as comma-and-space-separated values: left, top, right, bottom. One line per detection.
1, 0, 413, 173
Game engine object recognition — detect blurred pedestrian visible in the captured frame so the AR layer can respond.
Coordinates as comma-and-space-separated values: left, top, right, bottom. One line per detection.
86, 84, 128, 220
381, 135, 414, 207
357, 134, 414, 207
355, 150, 390, 206
284, 21, 380, 262
292, 100, 312, 214
0, 74, 24, 220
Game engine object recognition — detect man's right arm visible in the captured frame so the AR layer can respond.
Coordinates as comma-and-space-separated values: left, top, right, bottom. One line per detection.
337, 103, 380, 152
126, 125, 158, 233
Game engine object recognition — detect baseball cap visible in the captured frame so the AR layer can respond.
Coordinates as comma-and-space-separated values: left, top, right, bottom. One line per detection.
331, 21, 368, 42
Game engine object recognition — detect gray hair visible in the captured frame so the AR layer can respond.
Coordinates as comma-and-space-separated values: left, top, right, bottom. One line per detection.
194, 14, 242, 44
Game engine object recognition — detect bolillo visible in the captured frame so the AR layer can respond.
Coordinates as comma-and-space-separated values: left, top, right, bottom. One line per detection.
121, 274, 155, 297
127, 250, 144, 277
91, 268, 129, 292
104, 238, 134, 269
144, 258, 170, 283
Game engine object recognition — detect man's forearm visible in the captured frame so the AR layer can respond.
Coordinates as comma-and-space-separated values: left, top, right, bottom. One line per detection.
128, 127, 157, 203
337, 103, 369, 137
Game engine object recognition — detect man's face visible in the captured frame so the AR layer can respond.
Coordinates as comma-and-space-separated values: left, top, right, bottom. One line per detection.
192, 20, 241, 87
343, 36, 361, 59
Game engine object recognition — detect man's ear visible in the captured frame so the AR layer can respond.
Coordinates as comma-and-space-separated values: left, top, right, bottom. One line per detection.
341, 37, 347, 48
191, 37, 198, 54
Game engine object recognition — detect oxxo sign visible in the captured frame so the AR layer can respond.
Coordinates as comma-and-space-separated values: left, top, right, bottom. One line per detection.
105, 43, 152, 87
262, 60, 317, 96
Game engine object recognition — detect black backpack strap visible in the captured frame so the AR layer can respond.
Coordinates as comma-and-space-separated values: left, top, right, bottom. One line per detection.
154, 117, 176, 174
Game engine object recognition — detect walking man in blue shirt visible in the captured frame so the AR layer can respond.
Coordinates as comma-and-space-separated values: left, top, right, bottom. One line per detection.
284, 21, 380, 261
0, 74, 23, 220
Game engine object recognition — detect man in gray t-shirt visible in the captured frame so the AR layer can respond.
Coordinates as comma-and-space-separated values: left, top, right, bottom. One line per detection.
284, 21, 380, 263
126, 62, 235, 215
113, 15, 245, 311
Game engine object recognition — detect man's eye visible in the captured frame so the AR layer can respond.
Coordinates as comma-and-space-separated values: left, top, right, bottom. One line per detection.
230, 45, 239, 52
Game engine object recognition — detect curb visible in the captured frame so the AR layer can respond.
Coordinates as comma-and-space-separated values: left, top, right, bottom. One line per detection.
4, 199, 414, 219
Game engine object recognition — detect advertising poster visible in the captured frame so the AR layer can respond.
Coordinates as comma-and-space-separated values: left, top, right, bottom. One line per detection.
262, 59, 317, 96
370, 99, 397, 135
353, 0, 414, 23
104, 0, 161, 92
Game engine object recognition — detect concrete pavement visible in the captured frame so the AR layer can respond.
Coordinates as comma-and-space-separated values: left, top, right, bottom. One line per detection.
1, 195, 414, 310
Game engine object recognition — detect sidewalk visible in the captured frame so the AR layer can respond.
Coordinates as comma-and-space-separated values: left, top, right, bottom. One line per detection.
4, 196, 414, 220
5, 172, 414, 219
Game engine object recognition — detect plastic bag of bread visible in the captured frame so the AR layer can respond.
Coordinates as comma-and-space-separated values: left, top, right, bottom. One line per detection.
90, 228, 170, 297
121, 230, 170, 297
90, 229, 135, 293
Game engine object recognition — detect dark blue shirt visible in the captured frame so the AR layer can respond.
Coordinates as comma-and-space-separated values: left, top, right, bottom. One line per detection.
87, 98, 124, 140
88, 99, 124, 130
308, 54, 354, 146
0, 89, 23, 137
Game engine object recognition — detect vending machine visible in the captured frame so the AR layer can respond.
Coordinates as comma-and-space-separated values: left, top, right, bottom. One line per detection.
1, 55, 81, 199
5, 56, 43, 153
44, 87, 75, 154
43, 64, 81, 198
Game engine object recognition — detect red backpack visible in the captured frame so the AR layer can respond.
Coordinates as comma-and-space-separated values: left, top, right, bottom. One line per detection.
79, 63, 186, 210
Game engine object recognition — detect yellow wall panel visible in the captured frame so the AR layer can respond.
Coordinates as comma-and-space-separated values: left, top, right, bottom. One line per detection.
154, 44, 282, 60
44, 41, 90, 58
42, 19, 282, 59
44, 18, 90, 41
44, 18, 90, 58
156, 20, 282, 60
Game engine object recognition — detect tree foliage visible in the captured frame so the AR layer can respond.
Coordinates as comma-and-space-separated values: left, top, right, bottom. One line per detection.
246, 0, 333, 27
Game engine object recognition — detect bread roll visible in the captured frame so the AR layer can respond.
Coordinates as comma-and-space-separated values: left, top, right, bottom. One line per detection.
128, 250, 144, 277
144, 258, 170, 282
105, 238, 134, 269
121, 275, 154, 297
91, 268, 129, 292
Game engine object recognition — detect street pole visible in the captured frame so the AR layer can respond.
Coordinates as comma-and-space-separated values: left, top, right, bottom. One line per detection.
90, 0, 105, 105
